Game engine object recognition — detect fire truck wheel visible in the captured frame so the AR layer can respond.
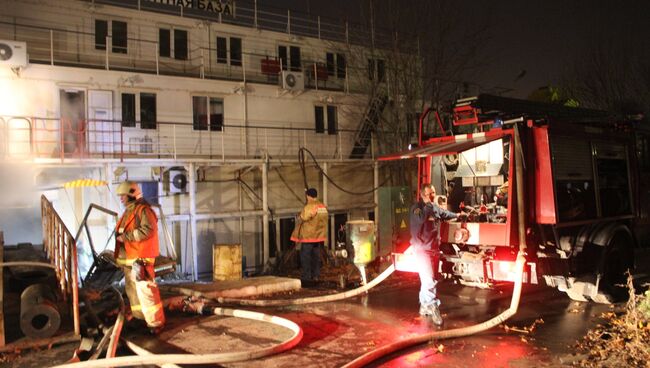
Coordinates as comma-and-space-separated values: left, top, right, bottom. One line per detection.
591, 230, 634, 304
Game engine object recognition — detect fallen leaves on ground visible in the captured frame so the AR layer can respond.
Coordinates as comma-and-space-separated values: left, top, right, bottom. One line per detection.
572, 278, 650, 367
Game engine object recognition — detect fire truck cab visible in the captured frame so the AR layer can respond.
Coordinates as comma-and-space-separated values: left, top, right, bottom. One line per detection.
383, 94, 650, 303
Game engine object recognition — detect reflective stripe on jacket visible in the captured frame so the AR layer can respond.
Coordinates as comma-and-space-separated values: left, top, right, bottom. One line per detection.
115, 200, 159, 265
291, 199, 328, 243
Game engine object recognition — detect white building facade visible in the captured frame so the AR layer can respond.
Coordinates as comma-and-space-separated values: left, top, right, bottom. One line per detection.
0, 0, 392, 280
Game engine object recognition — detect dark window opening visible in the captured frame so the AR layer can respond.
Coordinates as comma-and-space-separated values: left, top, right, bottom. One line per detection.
95, 19, 108, 50
377, 59, 385, 82
278, 45, 287, 71
314, 105, 324, 133
336, 53, 346, 79
192, 96, 208, 130
112, 20, 127, 54
159, 29, 170, 58
193, 96, 224, 131
289, 46, 301, 71
216, 37, 227, 64
326, 52, 335, 76
367, 58, 375, 80
121, 93, 136, 127
230, 37, 242, 66
140, 93, 156, 129
268, 220, 277, 258
327, 105, 337, 135
174, 29, 188, 60
209, 97, 224, 131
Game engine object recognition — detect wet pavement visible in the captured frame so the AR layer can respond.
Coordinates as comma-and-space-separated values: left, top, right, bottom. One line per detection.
157, 273, 613, 367
2, 272, 617, 367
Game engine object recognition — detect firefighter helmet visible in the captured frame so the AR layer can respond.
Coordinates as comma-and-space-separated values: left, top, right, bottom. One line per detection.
116, 181, 143, 199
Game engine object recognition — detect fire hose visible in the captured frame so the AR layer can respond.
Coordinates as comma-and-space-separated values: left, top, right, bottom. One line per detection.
51, 303, 303, 368
161, 263, 396, 307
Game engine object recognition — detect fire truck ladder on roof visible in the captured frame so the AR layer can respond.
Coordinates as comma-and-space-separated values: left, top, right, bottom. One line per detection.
349, 91, 388, 159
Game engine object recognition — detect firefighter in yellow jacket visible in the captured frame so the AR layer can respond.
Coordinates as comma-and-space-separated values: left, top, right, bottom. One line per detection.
115, 181, 165, 333
291, 187, 328, 287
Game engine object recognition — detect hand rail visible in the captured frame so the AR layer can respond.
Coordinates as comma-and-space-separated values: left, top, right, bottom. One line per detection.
40, 195, 80, 336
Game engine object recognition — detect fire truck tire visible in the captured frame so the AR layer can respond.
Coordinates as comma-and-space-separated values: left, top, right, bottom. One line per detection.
591, 229, 634, 304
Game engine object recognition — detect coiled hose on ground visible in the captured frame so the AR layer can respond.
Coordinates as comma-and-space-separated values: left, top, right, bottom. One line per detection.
51, 305, 303, 368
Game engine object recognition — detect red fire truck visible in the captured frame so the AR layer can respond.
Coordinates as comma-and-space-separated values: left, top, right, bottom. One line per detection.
382, 94, 650, 303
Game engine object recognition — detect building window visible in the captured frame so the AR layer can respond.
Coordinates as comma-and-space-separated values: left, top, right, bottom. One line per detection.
215, 36, 242, 66
289, 46, 301, 71
336, 53, 346, 79
159, 29, 171, 58
95, 19, 108, 50
112, 20, 127, 54
230, 37, 242, 66
192, 96, 224, 131
326, 52, 347, 79
368, 58, 385, 82
121, 93, 136, 127
326, 105, 338, 134
159, 28, 187, 60
174, 29, 188, 60
216, 37, 227, 64
140, 93, 157, 129
121, 92, 157, 129
326, 53, 335, 76
315, 105, 337, 134
315, 106, 324, 133
278, 45, 301, 71
278, 45, 288, 71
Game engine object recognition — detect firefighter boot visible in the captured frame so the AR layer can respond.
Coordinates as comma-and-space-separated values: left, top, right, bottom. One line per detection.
419, 304, 443, 326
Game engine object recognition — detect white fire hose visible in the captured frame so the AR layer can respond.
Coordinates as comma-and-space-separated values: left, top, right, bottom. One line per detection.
162, 263, 396, 307
51, 305, 303, 368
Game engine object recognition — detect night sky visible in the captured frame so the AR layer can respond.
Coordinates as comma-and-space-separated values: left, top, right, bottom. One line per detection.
258, 0, 650, 98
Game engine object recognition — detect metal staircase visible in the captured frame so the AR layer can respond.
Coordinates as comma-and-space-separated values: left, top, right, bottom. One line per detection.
349, 91, 388, 159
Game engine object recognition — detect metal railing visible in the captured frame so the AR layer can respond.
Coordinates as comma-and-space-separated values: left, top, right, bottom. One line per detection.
2, 115, 378, 162
0, 19, 362, 92
40, 195, 80, 336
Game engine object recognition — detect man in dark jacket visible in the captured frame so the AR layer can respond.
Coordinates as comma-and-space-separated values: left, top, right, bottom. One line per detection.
408, 183, 458, 325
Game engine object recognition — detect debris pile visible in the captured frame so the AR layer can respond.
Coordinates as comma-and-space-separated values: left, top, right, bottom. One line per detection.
573, 278, 650, 367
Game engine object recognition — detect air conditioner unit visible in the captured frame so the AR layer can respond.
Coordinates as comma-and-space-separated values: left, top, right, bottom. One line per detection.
168, 168, 187, 194
281, 71, 304, 91
0, 40, 28, 68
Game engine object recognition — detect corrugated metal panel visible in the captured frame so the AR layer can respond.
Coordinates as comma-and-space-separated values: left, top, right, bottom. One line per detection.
551, 135, 593, 180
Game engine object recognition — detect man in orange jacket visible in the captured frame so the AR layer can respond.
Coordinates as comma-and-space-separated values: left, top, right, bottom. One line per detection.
290, 187, 328, 287
115, 181, 165, 334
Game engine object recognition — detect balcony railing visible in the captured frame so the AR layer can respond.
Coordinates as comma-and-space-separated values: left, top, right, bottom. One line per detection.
0, 19, 361, 92
1, 116, 377, 162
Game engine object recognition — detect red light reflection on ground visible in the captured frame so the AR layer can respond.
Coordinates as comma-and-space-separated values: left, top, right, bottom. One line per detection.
473, 340, 529, 367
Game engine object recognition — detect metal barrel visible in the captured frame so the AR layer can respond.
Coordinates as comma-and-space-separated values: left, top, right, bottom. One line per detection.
345, 220, 377, 266
20, 283, 61, 339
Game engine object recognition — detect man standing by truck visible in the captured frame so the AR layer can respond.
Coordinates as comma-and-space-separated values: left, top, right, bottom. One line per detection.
115, 181, 165, 334
408, 183, 459, 325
